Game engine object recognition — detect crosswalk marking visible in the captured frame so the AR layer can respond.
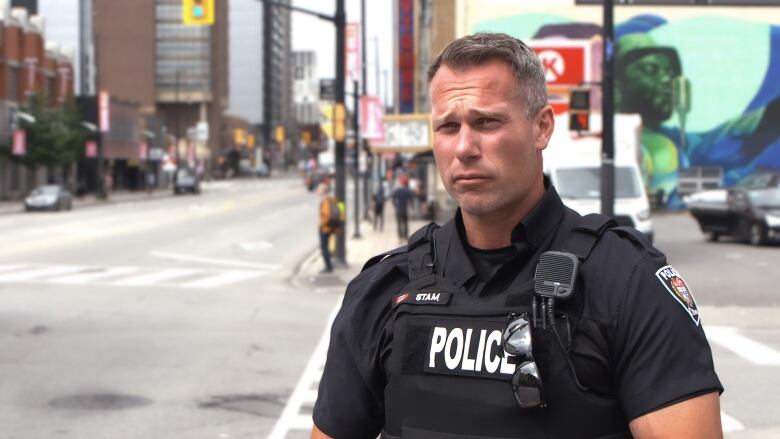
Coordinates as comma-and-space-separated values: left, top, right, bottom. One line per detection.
707, 326, 780, 366
721, 411, 745, 433
113, 269, 198, 286
52, 267, 141, 284
179, 270, 262, 289
0, 263, 265, 290
0, 265, 84, 282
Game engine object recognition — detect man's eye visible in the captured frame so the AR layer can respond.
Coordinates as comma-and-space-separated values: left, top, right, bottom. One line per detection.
437, 123, 459, 132
476, 118, 499, 128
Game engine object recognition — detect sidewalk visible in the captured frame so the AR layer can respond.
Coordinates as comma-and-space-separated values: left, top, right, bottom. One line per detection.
294, 207, 430, 290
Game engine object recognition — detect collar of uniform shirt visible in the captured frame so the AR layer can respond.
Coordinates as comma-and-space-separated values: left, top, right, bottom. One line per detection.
438, 177, 566, 290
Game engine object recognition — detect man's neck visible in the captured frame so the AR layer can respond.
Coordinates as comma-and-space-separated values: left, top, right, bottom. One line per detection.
461, 185, 544, 250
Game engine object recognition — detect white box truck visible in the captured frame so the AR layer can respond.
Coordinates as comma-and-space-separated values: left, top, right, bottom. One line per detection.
544, 113, 654, 242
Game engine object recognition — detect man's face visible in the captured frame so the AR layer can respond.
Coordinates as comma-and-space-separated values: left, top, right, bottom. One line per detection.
622, 53, 675, 122
429, 61, 551, 218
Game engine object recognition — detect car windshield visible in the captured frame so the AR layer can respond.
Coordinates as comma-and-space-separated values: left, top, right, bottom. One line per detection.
555, 167, 641, 199
177, 169, 193, 179
747, 189, 780, 208
32, 186, 59, 196
737, 173, 780, 189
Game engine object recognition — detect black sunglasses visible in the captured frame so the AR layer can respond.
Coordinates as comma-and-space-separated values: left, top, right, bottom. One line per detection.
502, 313, 544, 408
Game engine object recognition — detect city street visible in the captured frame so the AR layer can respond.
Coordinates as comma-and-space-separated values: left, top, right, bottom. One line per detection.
1, 178, 779, 438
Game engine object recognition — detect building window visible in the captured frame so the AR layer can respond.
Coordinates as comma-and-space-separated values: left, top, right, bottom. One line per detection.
7, 67, 19, 103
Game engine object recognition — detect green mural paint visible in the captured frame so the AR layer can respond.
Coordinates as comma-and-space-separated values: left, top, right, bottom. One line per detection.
650, 16, 770, 132
471, 13, 572, 41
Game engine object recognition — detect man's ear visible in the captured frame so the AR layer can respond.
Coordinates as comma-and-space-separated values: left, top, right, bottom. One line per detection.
535, 105, 555, 151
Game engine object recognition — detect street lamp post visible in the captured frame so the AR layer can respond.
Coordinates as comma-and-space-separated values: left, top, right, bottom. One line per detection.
601, 0, 616, 218
258, 0, 348, 262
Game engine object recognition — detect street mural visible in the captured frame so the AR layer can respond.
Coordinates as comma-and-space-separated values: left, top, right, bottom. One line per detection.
474, 11, 780, 208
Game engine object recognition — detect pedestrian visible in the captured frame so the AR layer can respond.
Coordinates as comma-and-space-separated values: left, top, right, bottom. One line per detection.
373, 182, 386, 232
311, 32, 722, 438
317, 183, 340, 273
391, 174, 414, 241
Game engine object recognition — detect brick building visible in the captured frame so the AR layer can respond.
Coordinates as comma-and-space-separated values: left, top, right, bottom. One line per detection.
0, 6, 76, 200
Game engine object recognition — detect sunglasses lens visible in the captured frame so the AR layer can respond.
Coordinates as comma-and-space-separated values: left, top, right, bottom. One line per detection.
503, 316, 531, 357
512, 361, 542, 408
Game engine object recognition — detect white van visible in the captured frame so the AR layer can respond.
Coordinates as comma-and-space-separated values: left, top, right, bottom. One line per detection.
544, 114, 654, 242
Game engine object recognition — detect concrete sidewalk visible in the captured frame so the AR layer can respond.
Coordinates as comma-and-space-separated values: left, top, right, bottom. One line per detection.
294, 207, 430, 290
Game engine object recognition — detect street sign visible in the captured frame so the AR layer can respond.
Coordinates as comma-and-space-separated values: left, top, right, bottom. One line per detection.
376, 114, 430, 152
98, 91, 110, 132
12, 129, 26, 156
530, 43, 588, 86
85, 140, 97, 158
195, 121, 209, 141
320, 79, 336, 102
360, 95, 384, 141
345, 23, 361, 83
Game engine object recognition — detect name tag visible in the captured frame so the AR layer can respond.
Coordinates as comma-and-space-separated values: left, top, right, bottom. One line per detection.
393, 289, 452, 307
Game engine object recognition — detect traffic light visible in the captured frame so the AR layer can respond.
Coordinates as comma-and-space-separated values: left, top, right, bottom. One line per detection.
182, 0, 214, 26
569, 88, 590, 132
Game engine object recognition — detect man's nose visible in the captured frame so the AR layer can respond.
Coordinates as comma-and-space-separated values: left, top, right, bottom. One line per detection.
455, 125, 481, 162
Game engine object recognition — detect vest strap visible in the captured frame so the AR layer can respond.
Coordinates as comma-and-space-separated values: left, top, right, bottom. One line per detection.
407, 223, 440, 281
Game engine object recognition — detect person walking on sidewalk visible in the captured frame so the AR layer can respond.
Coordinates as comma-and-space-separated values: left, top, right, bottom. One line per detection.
373, 182, 386, 231
391, 174, 413, 241
317, 183, 340, 273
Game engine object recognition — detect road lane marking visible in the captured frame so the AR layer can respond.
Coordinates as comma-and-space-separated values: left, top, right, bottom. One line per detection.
51, 267, 142, 284
267, 297, 341, 439
0, 265, 83, 282
113, 269, 199, 286
721, 411, 745, 432
707, 326, 780, 366
179, 270, 263, 289
150, 250, 280, 271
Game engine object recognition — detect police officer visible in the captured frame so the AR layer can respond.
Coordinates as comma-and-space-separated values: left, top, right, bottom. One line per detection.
311, 32, 723, 439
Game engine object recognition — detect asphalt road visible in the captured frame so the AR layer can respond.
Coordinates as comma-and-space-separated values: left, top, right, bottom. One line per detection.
1, 179, 779, 438
0, 177, 339, 439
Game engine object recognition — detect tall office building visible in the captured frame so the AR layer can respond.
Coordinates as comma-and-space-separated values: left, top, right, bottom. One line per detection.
261, 0, 293, 158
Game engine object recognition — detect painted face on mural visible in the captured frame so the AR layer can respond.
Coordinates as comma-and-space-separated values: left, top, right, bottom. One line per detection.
621, 52, 676, 127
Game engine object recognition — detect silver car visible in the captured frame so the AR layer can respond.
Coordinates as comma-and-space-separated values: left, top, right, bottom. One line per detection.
24, 185, 73, 212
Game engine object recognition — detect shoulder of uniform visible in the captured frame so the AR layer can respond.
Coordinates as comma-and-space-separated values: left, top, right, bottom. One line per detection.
360, 245, 409, 273
604, 226, 662, 257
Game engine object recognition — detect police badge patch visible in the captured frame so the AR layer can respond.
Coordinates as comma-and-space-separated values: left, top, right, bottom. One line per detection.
655, 265, 700, 326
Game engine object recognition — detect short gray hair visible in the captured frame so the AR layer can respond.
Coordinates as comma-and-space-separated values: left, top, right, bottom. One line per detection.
428, 32, 547, 119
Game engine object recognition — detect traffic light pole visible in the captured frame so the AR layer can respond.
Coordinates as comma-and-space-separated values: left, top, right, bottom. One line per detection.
601, 0, 616, 218
361, 0, 371, 221
352, 80, 361, 239
258, 0, 347, 262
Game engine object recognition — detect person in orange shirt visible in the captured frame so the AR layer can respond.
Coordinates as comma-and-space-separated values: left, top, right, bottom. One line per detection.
317, 183, 339, 273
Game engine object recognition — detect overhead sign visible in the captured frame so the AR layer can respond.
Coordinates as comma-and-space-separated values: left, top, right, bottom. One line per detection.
529, 41, 590, 86
398, 0, 415, 113
345, 23, 361, 83
12, 129, 26, 156
98, 91, 110, 132
360, 95, 385, 141
375, 114, 430, 153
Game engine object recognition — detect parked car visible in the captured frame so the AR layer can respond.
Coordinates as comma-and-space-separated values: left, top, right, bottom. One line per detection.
685, 186, 780, 245
733, 170, 780, 190
173, 168, 200, 195
24, 185, 73, 212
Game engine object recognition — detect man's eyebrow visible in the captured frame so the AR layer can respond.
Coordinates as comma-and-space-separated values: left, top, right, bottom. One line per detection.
433, 108, 508, 127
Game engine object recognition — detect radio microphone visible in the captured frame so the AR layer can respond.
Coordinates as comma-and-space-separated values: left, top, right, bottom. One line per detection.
533, 251, 579, 301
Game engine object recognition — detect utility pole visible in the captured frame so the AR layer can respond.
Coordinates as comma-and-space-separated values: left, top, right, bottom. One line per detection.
258, 0, 347, 261
601, 0, 616, 218
352, 80, 361, 238
361, 0, 371, 221
262, 0, 273, 174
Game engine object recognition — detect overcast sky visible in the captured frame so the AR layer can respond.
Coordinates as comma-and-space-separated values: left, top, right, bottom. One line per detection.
291, 0, 394, 105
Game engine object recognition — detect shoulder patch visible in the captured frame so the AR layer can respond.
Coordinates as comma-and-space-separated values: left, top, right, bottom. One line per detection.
655, 265, 700, 326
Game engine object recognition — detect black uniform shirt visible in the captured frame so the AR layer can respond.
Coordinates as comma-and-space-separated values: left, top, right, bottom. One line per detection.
313, 184, 723, 439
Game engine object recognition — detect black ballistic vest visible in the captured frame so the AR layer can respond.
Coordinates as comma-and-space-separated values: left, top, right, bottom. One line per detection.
379, 212, 633, 439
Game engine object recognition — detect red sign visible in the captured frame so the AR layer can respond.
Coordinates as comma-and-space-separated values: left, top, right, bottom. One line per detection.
99, 90, 110, 132
360, 95, 385, 141
531, 45, 586, 86
398, 0, 415, 113
85, 140, 98, 158
345, 23, 361, 83
12, 129, 26, 156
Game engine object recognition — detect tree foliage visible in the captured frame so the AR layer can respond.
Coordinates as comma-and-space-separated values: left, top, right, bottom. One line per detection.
16, 97, 88, 168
